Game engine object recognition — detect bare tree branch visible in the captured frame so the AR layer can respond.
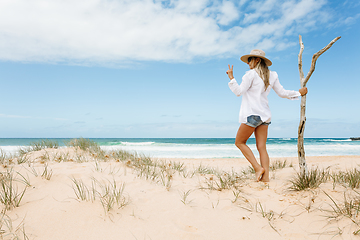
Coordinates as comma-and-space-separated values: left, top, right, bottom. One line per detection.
304, 36, 341, 86
298, 35, 305, 86
297, 35, 341, 175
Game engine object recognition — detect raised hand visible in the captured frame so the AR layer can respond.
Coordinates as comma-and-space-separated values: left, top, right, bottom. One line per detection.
226, 64, 234, 80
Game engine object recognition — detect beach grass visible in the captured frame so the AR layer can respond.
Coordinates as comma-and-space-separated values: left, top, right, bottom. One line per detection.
159, 170, 173, 190
202, 170, 244, 191
0, 212, 29, 240
288, 168, 330, 191
321, 190, 360, 235
179, 190, 193, 205
270, 159, 291, 171
71, 177, 129, 213
53, 152, 70, 163
71, 177, 94, 202
256, 202, 280, 234
97, 179, 128, 212
0, 168, 27, 210
0, 149, 9, 166
67, 137, 100, 152
16, 154, 29, 165
41, 163, 53, 180
334, 168, 360, 189
19, 139, 59, 155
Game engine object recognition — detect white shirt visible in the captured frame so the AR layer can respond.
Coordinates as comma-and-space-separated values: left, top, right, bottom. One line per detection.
228, 69, 300, 124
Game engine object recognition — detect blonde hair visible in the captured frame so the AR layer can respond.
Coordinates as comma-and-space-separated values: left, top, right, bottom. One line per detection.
254, 58, 270, 90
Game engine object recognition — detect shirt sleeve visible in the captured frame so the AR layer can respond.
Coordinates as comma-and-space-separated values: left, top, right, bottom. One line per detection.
272, 73, 301, 100
228, 71, 253, 97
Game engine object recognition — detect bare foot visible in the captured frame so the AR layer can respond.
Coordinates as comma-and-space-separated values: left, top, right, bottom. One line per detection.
255, 168, 265, 182
260, 177, 269, 182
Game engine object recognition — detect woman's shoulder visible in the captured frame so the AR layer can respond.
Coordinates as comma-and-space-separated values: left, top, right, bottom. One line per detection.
244, 69, 257, 77
269, 70, 278, 79
269, 70, 277, 75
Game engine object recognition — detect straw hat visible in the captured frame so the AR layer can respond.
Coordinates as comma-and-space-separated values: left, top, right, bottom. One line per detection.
240, 49, 272, 66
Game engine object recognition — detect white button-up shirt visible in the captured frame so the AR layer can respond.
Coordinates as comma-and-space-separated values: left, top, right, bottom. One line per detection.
228, 69, 300, 124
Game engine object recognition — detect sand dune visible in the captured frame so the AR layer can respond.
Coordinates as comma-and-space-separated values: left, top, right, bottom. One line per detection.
1, 147, 360, 239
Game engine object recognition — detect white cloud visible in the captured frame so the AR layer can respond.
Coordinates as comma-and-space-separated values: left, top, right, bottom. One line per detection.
243, 0, 279, 24
0, 0, 333, 65
328, 13, 360, 28
216, 1, 239, 25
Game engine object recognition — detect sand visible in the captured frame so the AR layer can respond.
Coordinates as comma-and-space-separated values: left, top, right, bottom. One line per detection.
1, 148, 360, 240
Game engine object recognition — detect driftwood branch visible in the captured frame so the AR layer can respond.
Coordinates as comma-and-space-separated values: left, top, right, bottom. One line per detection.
298, 35, 305, 85
304, 36, 341, 86
297, 35, 341, 175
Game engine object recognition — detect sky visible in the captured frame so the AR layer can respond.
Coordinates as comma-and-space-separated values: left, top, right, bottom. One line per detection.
0, 0, 359, 139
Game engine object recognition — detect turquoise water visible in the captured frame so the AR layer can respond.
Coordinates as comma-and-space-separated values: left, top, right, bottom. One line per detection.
0, 138, 359, 158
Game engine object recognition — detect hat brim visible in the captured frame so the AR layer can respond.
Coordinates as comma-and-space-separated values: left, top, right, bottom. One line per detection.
240, 54, 272, 66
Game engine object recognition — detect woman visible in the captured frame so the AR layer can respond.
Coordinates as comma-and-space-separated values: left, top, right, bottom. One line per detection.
226, 49, 307, 182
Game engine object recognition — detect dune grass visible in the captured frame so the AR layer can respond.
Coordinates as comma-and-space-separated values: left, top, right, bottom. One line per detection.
71, 178, 94, 202
71, 177, 128, 213
66, 138, 99, 152
179, 190, 194, 205
288, 168, 330, 191
19, 139, 59, 155
0, 149, 8, 166
256, 201, 280, 234
41, 164, 53, 180
0, 169, 28, 210
97, 180, 128, 212
270, 159, 292, 171
0, 212, 29, 240
333, 169, 360, 189
322, 190, 360, 235
202, 170, 244, 191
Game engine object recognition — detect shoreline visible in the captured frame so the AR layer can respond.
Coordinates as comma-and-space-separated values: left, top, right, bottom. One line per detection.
1, 137, 360, 159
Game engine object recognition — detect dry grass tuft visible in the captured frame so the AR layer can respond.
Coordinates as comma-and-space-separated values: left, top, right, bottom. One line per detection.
288, 168, 330, 191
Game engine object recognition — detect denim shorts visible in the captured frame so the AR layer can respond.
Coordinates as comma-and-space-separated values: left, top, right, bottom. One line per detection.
245, 115, 271, 128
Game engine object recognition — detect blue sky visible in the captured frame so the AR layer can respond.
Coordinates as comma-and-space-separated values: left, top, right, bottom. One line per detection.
0, 0, 359, 138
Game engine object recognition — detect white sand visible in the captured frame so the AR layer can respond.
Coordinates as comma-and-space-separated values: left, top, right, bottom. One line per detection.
2, 148, 360, 240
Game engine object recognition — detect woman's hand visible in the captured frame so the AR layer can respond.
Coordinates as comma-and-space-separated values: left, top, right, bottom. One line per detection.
299, 87, 308, 96
226, 64, 234, 80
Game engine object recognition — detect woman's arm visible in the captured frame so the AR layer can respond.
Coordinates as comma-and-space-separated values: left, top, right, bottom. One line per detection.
272, 75, 305, 99
227, 66, 253, 97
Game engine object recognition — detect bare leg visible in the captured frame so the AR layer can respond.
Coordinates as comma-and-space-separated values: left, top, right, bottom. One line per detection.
235, 124, 265, 181
254, 124, 270, 182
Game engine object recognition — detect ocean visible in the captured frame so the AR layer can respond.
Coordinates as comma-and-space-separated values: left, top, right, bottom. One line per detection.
0, 138, 359, 159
